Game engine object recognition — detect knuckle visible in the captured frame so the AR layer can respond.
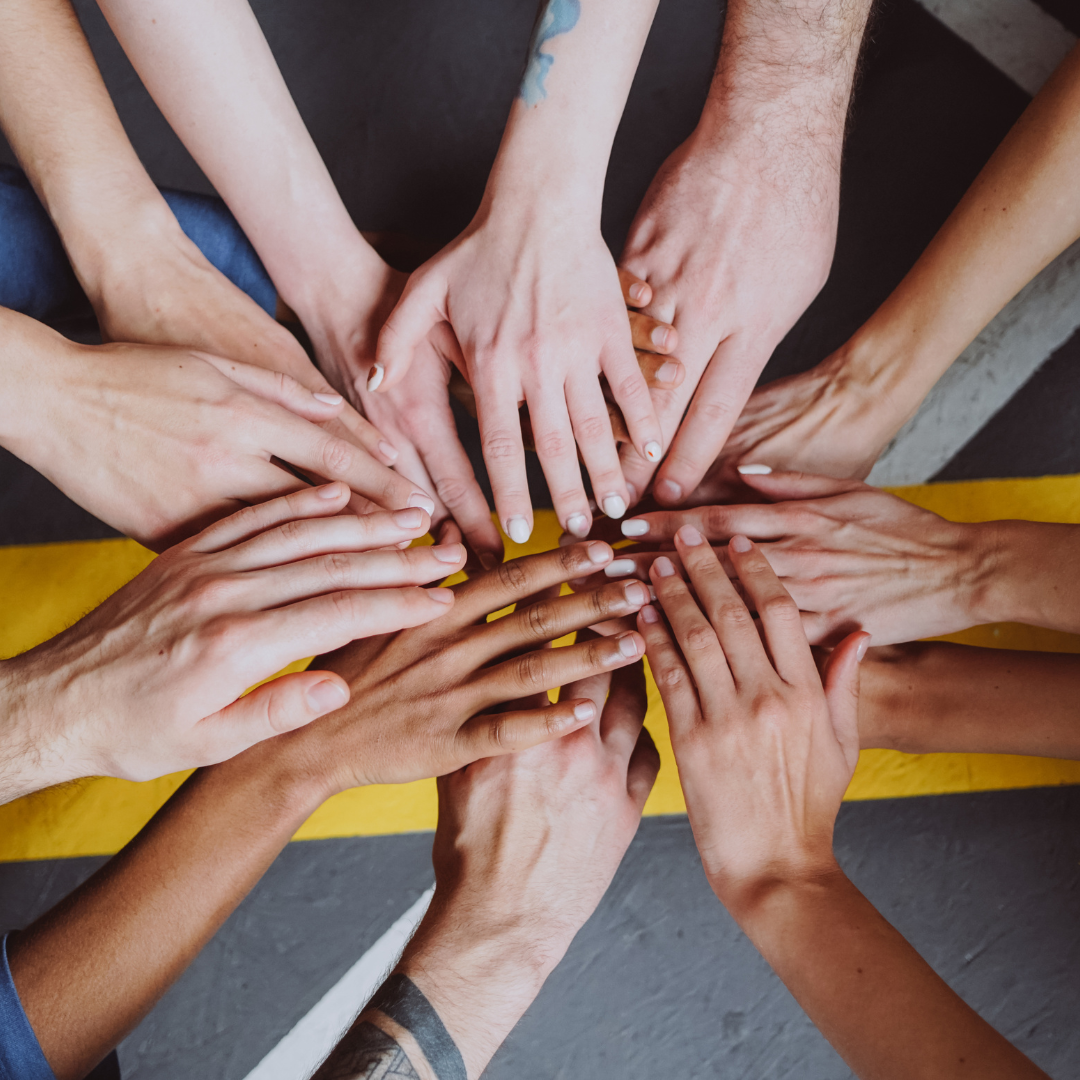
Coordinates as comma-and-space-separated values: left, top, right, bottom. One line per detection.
433, 476, 470, 509
683, 623, 717, 654
525, 600, 558, 639
655, 657, 687, 691
319, 551, 356, 590
534, 428, 571, 460
761, 592, 800, 622
319, 436, 355, 477
482, 427, 522, 464
612, 371, 648, 405
713, 601, 753, 631
513, 650, 547, 690
496, 558, 529, 593
574, 413, 612, 444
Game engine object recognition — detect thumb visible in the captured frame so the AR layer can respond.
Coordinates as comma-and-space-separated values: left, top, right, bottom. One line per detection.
822, 631, 870, 770
195, 670, 350, 764
373, 275, 447, 393
197, 352, 346, 423
737, 467, 866, 503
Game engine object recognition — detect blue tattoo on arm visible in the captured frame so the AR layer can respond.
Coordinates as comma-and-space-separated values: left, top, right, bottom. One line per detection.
519, 0, 581, 106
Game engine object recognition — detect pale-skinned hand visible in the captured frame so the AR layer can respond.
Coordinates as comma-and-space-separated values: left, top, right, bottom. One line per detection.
637, 525, 868, 903
0, 484, 463, 800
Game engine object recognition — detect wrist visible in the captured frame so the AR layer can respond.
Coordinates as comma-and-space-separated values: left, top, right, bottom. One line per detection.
963, 519, 1051, 628
0, 309, 74, 446
714, 858, 847, 934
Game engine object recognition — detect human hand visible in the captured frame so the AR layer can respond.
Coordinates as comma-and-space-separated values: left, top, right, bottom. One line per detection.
0, 484, 462, 800
637, 525, 868, 906
264, 540, 650, 800
613, 470, 988, 646
372, 210, 664, 543
0, 316, 435, 550
618, 122, 839, 505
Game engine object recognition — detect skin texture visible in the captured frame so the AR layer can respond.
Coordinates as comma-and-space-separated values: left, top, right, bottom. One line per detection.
0, 309, 436, 550
374, 0, 665, 543
605, 470, 1080, 644
7, 542, 648, 1080
0, 0, 405, 503
638, 528, 1048, 1080
618, 0, 872, 506
711, 42, 1080, 488
314, 664, 659, 1080
0, 483, 463, 801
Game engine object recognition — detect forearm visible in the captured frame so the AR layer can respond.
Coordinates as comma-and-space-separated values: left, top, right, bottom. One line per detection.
0, 0, 181, 304
840, 44, 1080, 423
727, 870, 1047, 1080
7, 747, 324, 1080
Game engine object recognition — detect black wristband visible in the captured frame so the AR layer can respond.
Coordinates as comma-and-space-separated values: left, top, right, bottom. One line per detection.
369, 973, 467, 1080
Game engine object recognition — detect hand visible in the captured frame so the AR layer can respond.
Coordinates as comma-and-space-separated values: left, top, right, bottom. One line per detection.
0, 317, 435, 550
373, 209, 664, 543
637, 524, 868, 903
0, 484, 463, 799
264, 540, 651, 799
618, 122, 838, 506
613, 470, 988, 646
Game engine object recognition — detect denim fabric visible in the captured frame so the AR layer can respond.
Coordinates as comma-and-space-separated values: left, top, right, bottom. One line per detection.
0, 164, 275, 322
0, 933, 55, 1080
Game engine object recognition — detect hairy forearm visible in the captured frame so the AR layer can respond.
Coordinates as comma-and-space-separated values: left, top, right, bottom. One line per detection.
727, 870, 1047, 1080
7, 748, 323, 1080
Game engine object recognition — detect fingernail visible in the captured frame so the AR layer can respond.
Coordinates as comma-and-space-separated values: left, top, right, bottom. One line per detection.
559, 531, 578, 547
651, 326, 671, 349
428, 588, 455, 605
306, 679, 348, 713
621, 519, 649, 538
313, 391, 343, 405
857, 635, 871, 662
644, 441, 662, 462
587, 541, 611, 565
648, 584, 657, 601
366, 363, 385, 392
737, 464, 772, 475
605, 558, 636, 578
566, 513, 590, 538
317, 482, 347, 500
624, 581, 649, 606
573, 700, 597, 721
602, 495, 627, 520
378, 439, 399, 462
432, 543, 466, 564
678, 524, 704, 547
653, 556, 675, 578
639, 604, 659, 624
730, 534, 752, 553
617, 632, 640, 658
506, 516, 531, 545
407, 492, 436, 515
392, 507, 425, 529
656, 361, 678, 384
479, 550, 499, 571
657, 479, 682, 503
626, 482, 638, 505
629, 282, 647, 302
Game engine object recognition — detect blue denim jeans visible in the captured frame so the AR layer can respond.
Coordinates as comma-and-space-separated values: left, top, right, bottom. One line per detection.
0, 163, 275, 323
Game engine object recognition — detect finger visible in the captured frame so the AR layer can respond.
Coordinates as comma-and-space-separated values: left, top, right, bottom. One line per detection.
322, 404, 402, 467
636, 603, 704, 738
626, 727, 660, 812
373, 272, 446, 392
222, 506, 433, 569
454, 696, 598, 763
628, 310, 677, 354
527, 384, 593, 538
636, 350, 685, 390
469, 631, 645, 712
451, 541, 616, 625
618, 503, 798, 544
598, 659, 648, 759
618, 437, 661, 509
601, 334, 664, 470
193, 669, 350, 765
735, 467, 867, 501
188, 482, 354, 553
618, 267, 652, 308
198, 353, 346, 423
566, 373, 632, 525
725, 534, 819, 686
822, 631, 871, 771
473, 367, 533, 546
475, 578, 651, 664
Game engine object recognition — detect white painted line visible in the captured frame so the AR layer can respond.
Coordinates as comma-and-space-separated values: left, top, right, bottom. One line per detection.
242, 887, 434, 1080
867, 236, 1080, 486
915, 0, 1076, 95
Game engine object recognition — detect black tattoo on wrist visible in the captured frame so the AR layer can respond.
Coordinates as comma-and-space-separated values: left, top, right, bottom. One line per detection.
519, 0, 580, 106
368, 974, 467, 1080
318, 1022, 420, 1080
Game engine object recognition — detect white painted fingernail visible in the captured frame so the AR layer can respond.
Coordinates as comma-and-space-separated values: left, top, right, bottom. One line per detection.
602, 495, 627, 520
566, 513, 590, 537
605, 558, 636, 577
621, 519, 648, 538
737, 464, 772, 475
313, 392, 343, 405
507, 516, 531, 545
407, 492, 435, 514
378, 439, 399, 462
655, 361, 678, 383
366, 363, 385, 392
644, 441, 662, 462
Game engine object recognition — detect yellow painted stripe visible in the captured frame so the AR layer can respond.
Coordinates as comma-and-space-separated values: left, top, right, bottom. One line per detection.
2, 475, 1080, 861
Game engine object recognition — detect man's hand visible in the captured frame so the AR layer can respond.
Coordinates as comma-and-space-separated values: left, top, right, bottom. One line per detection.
0, 484, 461, 800
314, 664, 659, 1080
